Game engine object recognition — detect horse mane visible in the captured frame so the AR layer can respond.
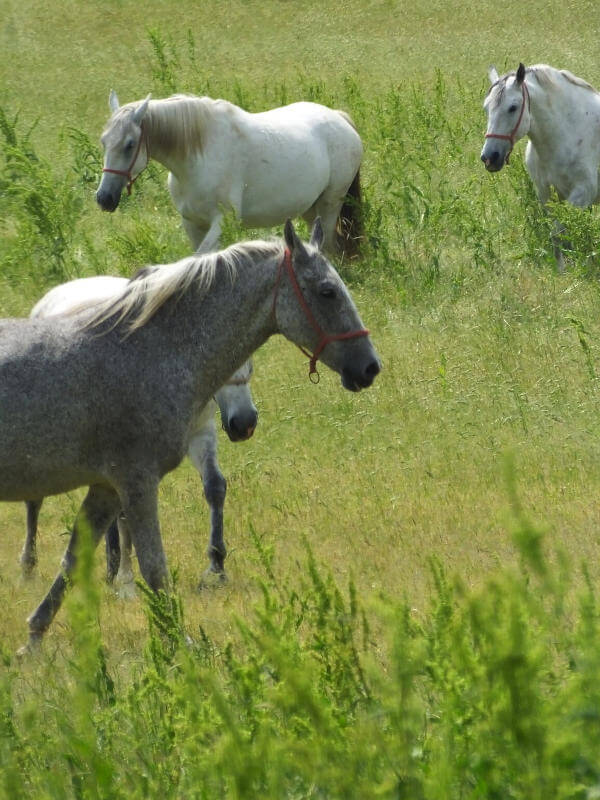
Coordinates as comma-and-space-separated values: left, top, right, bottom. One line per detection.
488, 64, 599, 107
114, 94, 228, 157
82, 240, 282, 335
528, 64, 599, 94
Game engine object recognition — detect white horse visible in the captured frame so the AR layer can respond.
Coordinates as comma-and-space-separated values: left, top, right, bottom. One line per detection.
96, 92, 364, 255
481, 62, 600, 270
22, 275, 258, 588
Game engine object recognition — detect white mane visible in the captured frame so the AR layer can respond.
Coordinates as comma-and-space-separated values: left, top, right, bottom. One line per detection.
488, 64, 599, 108
82, 240, 281, 334
528, 64, 599, 95
109, 94, 232, 157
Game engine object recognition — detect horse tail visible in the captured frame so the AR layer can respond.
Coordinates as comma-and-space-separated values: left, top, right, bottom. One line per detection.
334, 110, 363, 257
337, 168, 363, 258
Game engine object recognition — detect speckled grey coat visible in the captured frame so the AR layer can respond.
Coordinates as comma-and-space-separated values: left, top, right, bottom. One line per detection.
0, 220, 380, 652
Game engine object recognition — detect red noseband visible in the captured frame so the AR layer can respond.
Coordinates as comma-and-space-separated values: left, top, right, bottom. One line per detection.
272, 249, 370, 383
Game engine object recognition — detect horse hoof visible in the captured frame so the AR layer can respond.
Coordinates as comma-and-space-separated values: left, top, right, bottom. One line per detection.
116, 581, 136, 600
20, 559, 37, 579
16, 632, 43, 659
197, 568, 227, 591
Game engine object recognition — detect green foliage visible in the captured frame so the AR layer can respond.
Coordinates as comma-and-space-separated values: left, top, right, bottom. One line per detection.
4, 13, 600, 800
0, 107, 83, 289
3, 492, 600, 798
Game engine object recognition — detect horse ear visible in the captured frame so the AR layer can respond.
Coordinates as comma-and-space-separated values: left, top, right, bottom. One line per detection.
109, 90, 120, 113
133, 94, 151, 125
516, 63, 526, 84
488, 65, 499, 84
284, 219, 307, 257
309, 217, 324, 250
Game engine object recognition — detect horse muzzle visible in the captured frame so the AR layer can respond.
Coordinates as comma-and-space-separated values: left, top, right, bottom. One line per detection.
222, 412, 259, 442
481, 149, 505, 173
95, 187, 122, 212
341, 358, 381, 392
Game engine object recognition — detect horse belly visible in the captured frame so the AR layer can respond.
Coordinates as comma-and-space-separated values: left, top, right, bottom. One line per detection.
239, 147, 330, 225
0, 393, 107, 501
0, 462, 101, 502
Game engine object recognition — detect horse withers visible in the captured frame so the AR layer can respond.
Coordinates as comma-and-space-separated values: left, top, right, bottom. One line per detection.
96, 91, 364, 256
481, 62, 600, 270
20, 276, 258, 588
0, 219, 380, 653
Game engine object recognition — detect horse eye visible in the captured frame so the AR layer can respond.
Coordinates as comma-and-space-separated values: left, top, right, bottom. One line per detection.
124, 140, 134, 152
320, 286, 336, 299
508, 104, 517, 113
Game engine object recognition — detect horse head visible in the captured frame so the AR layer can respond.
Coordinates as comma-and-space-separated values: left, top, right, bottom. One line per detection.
481, 63, 530, 172
215, 360, 259, 442
275, 219, 381, 392
96, 91, 151, 212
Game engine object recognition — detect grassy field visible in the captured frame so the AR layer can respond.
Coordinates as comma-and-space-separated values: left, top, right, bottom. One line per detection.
3, 0, 600, 797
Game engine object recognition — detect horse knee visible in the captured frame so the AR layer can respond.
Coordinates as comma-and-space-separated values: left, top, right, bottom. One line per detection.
203, 471, 227, 508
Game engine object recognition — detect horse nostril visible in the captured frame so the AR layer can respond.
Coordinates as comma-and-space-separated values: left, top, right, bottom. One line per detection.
96, 189, 119, 212
96, 190, 110, 208
365, 360, 381, 379
229, 414, 258, 440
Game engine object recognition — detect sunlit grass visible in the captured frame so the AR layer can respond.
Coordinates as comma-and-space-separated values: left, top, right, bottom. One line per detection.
3, 1, 600, 795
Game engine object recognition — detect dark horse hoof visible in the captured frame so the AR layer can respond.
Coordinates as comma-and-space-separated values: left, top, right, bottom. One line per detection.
197, 568, 227, 591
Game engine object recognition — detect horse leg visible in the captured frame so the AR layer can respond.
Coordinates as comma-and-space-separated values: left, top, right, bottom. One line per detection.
187, 419, 228, 587
313, 194, 345, 254
105, 517, 121, 583
551, 220, 568, 273
21, 499, 43, 577
182, 218, 209, 251
194, 213, 223, 255
21, 484, 120, 654
120, 482, 168, 593
182, 213, 223, 255
114, 513, 136, 599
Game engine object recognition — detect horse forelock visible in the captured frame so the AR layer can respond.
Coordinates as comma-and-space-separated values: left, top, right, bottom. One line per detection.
485, 72, 517, 108
101, 108, 139, 146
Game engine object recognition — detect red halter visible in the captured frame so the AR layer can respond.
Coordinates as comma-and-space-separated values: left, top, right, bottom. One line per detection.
485, 80, 530, 164
272, 249, 370, 383
101, 124, 147, 195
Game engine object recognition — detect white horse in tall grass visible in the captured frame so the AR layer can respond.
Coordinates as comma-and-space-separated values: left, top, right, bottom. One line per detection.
481, 62, 600, 269
96, 92, 364, 255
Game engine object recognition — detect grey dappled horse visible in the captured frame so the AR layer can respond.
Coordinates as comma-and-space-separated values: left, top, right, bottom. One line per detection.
96, 91, 364, 255
0, 220, 380, 653
21, 276, 258, 587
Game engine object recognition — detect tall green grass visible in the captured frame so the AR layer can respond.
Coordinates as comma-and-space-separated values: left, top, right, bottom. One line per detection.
3, 19, 600, 800
2, 474, 600, 798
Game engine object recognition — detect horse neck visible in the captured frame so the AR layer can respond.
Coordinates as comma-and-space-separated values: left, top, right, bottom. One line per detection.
143, 99, 202, 178
527, 76, 589, 152
153, 252, 279, 400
